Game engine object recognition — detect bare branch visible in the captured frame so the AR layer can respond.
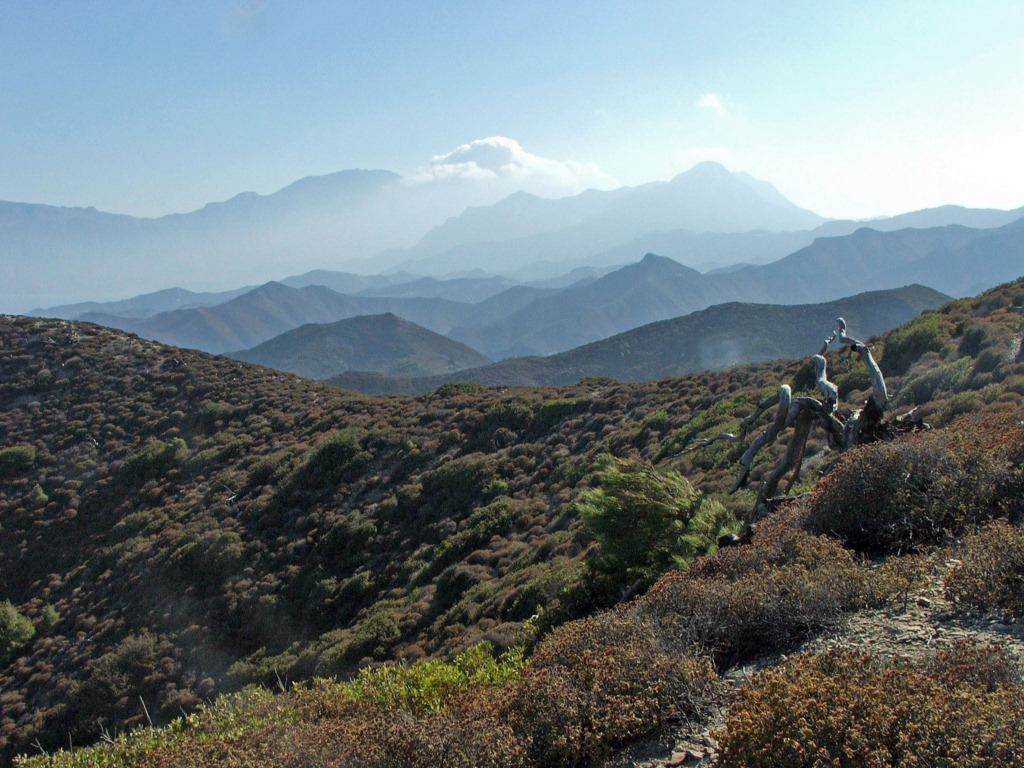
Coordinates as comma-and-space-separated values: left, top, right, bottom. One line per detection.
731, 385, 791, 493
812, 354, 838, 411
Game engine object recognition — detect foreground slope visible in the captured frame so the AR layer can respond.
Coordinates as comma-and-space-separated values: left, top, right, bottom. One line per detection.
0, 314, 754, 762
7, 276, 1024, 768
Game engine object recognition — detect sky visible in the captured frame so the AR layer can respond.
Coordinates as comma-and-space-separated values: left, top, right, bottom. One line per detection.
2, 0, 1023, 220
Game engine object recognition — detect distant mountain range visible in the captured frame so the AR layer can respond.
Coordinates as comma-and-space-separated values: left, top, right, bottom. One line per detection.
327, 285, 951, 395
448, 217, 1024, 358
366, 161, 827, 275
44, 213, 1023, 361
231, 313, 492, 379
6, 155, 1022, 315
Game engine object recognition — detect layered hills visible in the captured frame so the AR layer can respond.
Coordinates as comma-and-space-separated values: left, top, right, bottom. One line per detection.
35, 213, 1023, 363
1, 161, 827, 312
2, 276, 1024, 766
329, 285, 949, 394
231, 313, 492, 379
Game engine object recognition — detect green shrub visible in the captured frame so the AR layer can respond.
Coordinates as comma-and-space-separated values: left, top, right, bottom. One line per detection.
894, 356, 971, 406
880, 312, 952, 376
535, 399, 585, 430
803, 431, 1003, 554
39, 604, 61, 634
421, 499, 515, 580
419, 454, 505, 519
484, 398, 534, 432
341, 642, 524, 715
433, 382, 484, 397
301, 429, 364, 485
0, 444, 35, 477
26, 482, 49, 508
717, 643, 1024, 768
119, 438, 188, 484
0, 601, 35, 664
577, 454, 733, 586
945, 520, 1024, 620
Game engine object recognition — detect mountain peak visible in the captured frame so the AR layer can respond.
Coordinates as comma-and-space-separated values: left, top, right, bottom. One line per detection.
670, 161, 733, 184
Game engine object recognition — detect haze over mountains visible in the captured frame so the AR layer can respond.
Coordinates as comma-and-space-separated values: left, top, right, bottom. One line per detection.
11, 156, 1021, 316
326, 284, 949, 394
232, 313, 492, 380
9, 156, 1024, 398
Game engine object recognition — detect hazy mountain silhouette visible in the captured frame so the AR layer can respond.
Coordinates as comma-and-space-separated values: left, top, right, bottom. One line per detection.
371, 162, 827, 275
82, 282, 475, 354
328, 285, 950, 394
448, 217, 1023, 359
32, 285, 255, 320
231, 313, 491, 379
449, 254, 736, 358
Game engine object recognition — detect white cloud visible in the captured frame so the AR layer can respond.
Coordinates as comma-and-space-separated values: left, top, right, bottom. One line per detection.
696, 93, 726, 114
406, 137, 617, 197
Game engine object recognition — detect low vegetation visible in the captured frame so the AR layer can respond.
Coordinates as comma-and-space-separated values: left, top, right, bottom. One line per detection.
2, 276, 1024, 767
717, 643, 1024, 767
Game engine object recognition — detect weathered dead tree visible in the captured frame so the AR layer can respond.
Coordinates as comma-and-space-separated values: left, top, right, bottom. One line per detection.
705, 317, 924, 522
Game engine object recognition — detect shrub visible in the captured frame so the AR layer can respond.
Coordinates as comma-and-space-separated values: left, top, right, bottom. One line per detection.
803, 431, 1003, 554
421, 499, 516, 581
0, 601, 35, 664
0, 444, 35, 477
505, 609, 719, 767
945, 520, 1024, 620
419, 454, 505, 520
576, 454, 733, 586
716, 643, 1024, 768
637, 520, 905, 668
880, 312, 952, 376
484, 398, 534, 432
894, 356, 971, 406
118, 438, 188, 484
433, 382, 484, 397
341, 642, 524, 716
534, 399, 585, 430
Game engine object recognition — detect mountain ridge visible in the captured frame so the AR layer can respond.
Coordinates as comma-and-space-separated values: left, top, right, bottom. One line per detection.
328, 284, 950, 394
230, 312, 492, 379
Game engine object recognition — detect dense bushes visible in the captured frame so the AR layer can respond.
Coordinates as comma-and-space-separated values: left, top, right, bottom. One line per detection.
803, 429, 1004, 554
505, 610, 719, 767
0, 445, 35, 478
637, 518, 915, 668
945, 520, 1024, 620
879, 311, 952, 376
0, 602, 34, 664
716, 643, 1024, 767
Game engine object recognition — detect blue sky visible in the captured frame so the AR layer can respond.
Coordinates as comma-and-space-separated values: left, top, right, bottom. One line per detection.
2, 0, 1022, 219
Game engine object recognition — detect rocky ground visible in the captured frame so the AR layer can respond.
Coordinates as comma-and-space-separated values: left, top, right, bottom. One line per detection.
606, 554, 1024, 768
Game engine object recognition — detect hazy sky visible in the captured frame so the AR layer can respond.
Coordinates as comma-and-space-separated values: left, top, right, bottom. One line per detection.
2, 1, 1023, 220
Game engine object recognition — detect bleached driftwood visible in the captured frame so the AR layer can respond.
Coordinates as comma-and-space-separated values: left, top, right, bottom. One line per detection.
724, 318, 894, 521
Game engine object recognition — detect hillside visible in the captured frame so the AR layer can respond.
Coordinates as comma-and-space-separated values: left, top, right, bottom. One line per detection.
2, 276, 1024, 766
231, 313, 492, 379
82, 282, 479, 354
331, 285, 950, 394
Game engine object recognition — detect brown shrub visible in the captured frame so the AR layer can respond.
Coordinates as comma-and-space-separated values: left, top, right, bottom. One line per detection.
636, 520, 909, 669
945, 520, 1024, 620
504, 609, 719, 767
803, 429, 1004, 554
717, 643, 1024, 768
